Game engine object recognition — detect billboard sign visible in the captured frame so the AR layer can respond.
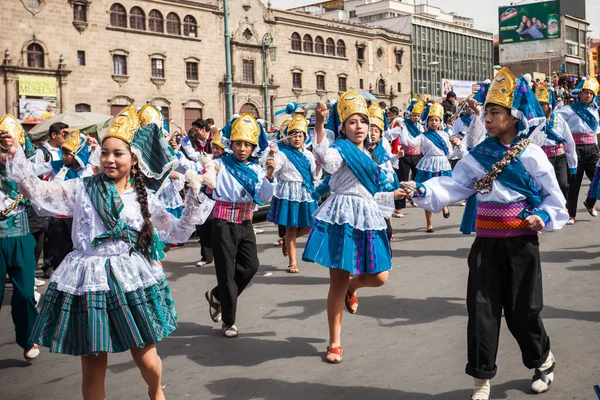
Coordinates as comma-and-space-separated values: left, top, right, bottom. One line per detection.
499, 1, 560, 45
442, 79, 477, 98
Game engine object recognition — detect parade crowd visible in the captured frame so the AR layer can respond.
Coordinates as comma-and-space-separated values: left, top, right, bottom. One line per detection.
1, 66, 599, 400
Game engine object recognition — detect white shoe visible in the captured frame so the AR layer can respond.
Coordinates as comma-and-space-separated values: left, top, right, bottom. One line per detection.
531, 351, 555, 394
393, 211, 405, 218
460, 200, 467, 206
566, 218, 575, 225
273, 238, 284, 246
196, 261, 207, 267
34, 290, 41, 306
471, 378, 490, 400
253, 227, 264, 234
222, 324, 238, 338
34, 278, 46, 287
24, 344, 40, 361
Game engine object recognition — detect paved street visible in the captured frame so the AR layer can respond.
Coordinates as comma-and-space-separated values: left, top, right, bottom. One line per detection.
1, 188, 599, 400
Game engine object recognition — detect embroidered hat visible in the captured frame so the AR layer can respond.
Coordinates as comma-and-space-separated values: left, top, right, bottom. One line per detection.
337, 91, 369, 124
211, 130, 225, 149
427, 103, 444, 120
0, 114, 25, 146
103, 106, 140, 144
223, 113, 269, 157
582, 76, 600, 96
286, 115, 309, 135
485, 68, 515, 110
62, 130, 91, 168
368, 105, 386, 132
138, 104, 163, 128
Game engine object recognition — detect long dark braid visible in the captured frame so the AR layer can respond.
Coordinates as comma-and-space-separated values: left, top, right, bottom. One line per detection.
132, 168, 154, 260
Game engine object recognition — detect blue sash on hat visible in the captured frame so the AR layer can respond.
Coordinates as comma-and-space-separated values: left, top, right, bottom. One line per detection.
404, 119, 422, 138
545, 114, 566, 144
460, 114, 473, 127
278, 143, 314, 192
331, 139, 392, 196
570, 102, 599, 132
221, 153, 263, 206
422, 129, 449, 155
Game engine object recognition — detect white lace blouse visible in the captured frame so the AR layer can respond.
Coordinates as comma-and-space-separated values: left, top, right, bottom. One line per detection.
312, 134, 395, 231
7, 146, 215, 295
272, 148, 320, 203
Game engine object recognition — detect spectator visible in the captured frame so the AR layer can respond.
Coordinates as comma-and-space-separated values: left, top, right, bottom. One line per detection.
442, 92, 457, 114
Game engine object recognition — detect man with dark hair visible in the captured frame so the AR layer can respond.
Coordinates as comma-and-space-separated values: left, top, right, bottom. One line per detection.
34, 122, 68, 164
191, 119, 212, 154
205, 118, 215, 129
442, 91, 457, 114
378, 101, 387, 110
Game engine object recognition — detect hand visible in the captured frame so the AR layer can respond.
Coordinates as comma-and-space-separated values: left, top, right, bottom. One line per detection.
315, 101, 328, 122
393, 188, 408, 200
0, 131, 17, 156
450, 138, 461, 147
179, 129, 188, 139
269, 143, 277, 157
170, 171, 180, 180
266, 157, 276, 178
168, 135, 178, 150
467, 98, 480, 116
525, 215, 545, 232
86, 136, 99, 149
396, 148, 405, 159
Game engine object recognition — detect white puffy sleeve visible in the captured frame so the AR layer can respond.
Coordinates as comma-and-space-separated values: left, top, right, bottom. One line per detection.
394, 125, 423, 148
313, 132, 344, 174
465, 114, 486, 149
149, 189, 215, 244
558, 115, 578, 172
6, 145, 78, 216
374, 191, 395, 218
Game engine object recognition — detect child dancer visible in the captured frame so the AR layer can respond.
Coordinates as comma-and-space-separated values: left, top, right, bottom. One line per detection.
1, 106, 215, 400
390, 103, 464, 232
302, 92, 406, 364
404, 68, 568, 400
204, 113, 276, 338
0, 115, 40, 362
267, 115, 319, 273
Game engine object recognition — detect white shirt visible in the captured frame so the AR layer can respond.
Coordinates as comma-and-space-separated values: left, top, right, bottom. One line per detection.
212, 158, 275, 204
34, 141, 62, 164
555, 102, 600, 137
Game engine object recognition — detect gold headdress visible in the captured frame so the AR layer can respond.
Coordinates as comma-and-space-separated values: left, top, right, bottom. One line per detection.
368, 105, 385, 131
582, 77, 600, 96
62, 130, 83, 153
337, 91, 369, 123
211, 130, 225, 149
0, 114, 25, 146
287, 115, 309, 134
535, 85, 551, 104
427, 103, 444, 120
138, 104, 162, 127
230, 113, 259, 145
412, 101, 425, 116
280, 119, 291, 132
103, 106, 141, 144
485, 67, 516, 110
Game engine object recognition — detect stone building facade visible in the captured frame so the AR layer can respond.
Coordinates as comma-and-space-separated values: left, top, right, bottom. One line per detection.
1, 0, 411, 131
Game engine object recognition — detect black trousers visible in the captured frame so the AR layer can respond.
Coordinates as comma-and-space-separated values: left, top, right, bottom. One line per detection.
567, 144, 599, 218
211, 219, 259, 326
547, 154, 569, 201
466, 236, 550, 380
44, 217, 73, 271
199, 218, 214, 262
395, 154, 422, 209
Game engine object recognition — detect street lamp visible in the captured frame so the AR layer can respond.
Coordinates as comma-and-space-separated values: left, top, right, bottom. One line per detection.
262, 33, 277, 128
429, 61, 440, 97
546, 49, 555, 82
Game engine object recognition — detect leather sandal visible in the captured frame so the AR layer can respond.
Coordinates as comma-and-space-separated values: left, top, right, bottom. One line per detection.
325, 345, 343, 364
287, 264, 299, 273
583, 201, 598, 217
345, 290, 358, 314
531, 361, 556, 394
205, 290, 222, 323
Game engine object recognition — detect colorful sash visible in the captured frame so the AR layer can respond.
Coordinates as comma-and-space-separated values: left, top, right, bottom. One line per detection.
422, 129, 449, 155
278, 143, 314, 192
372, 140, 391, 165
84, 174, 164, 260
544, 114, 566, 145
570, 102, 599, 132
50, 161, 80, 181
220, 153, 263, 206
404, 119, 422, 138
460, 114, 473, 127
331, 139, 392, 196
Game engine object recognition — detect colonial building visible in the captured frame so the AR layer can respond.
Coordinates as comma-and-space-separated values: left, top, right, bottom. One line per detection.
1, 0, 411, 131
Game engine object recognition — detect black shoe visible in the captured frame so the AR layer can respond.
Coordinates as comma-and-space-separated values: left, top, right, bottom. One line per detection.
42, 267, 54, 279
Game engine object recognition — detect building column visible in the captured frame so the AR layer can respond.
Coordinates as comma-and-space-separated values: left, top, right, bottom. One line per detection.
58, 74, 68, 113
4, 74, 16, 115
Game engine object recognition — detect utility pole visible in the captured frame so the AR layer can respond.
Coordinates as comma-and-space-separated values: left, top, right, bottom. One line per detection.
223, 0, 233, 121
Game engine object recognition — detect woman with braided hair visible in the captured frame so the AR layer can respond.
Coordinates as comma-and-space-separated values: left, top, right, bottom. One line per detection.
0, 106, 215, 400
403, 68, 569, 400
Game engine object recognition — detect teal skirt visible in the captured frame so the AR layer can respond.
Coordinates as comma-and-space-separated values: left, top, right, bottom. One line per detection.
30, 263, 177, 356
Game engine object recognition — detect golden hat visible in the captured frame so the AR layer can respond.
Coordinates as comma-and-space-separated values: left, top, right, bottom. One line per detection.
582, 77, 600, 96
230, 113, 260, 145
103, 106, 141, 144
412, 101, 425, 116
138, 104, 162, 127
485, 67, 516, 110
280, 118, 291, 132
0, 114, 25, 146
211, 130, 225, 149
337, 91, 369, 123
62, 130, 82, 153
368, 105, 385, 131
287, 115, 309, 134
535, 85, 551, 104
427, 103, 444, 120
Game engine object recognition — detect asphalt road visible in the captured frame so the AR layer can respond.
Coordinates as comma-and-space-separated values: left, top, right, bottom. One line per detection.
1, 186, 599, 400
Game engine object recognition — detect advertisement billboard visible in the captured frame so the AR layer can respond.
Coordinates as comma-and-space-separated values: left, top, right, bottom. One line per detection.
19, 98, 57, 125
498, 1, 560, 45
442, 79, 477, 99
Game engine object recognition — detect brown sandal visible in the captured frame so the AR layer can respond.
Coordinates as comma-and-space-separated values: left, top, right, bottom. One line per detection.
345, 290, 358, 314
287, 264, 299, 273
325, 345, 343, 364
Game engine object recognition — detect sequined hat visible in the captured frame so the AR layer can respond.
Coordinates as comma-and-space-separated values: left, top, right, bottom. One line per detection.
103, 106, 141, 144
337, 91, 369, 123
230, 113, 260, 145
0, 114, 25, 146
286, 115, 309, 135
582, 77, 600, 96
138, 104, 163, 127
427, 103, 444, 120
485, 67, 516, 110
211, 130, 225, 149
62, 130, 82, 153
535, 85, 551, 104
368, 105, 386, 132
411, 101, 425, 116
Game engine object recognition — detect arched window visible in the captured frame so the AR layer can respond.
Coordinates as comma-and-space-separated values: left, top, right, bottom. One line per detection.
148, 10, 163, 33
303, 34, 313, 53
166, 13, 180, 35
336, 39, 346, 58
314, 36, 324, 55
240, 103, 259, 118
378, 78, 386, 94
129, 7, 145, 31
326, 38, 335, 56
183, 15, 197, 37
75, 103, 91, 112
26, 43, 44, 68
110, 3, 127, 27
291, 32, 301, 51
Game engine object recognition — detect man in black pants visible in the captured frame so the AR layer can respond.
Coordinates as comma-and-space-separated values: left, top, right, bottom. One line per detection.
555, 77, 600, 224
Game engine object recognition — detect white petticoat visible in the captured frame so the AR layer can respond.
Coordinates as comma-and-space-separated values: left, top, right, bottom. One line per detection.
416, 155, 453, 173
313, 193, 388, 231
274, 181, 313, 202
